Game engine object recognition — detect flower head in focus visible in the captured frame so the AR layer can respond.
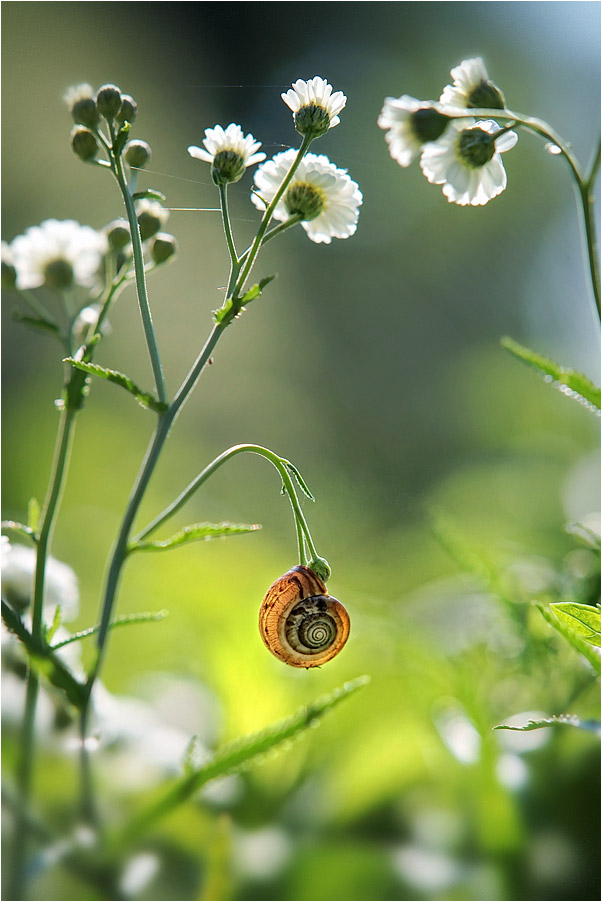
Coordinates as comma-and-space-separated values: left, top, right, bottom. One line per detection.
378, 95, 449, 167
9, 219, 106, 291
251, 150, 362, 244
282, 77, 346, 138
420, 118, 518, 206
440, 58, 506, 111
188, 124, 266, 186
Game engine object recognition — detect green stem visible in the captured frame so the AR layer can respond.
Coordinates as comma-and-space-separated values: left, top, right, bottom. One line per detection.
132, 443, 319, 565
9, 367, 85, 900
447, 107, 601, 320
111, 141, 168, 404
218, 183, 238, 265
232, 135, 313, 299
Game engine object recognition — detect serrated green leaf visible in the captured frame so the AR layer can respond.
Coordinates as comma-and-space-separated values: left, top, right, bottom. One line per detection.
27, 497, 41, 533
501, 336, 601, 412
538, 603, 601, 674
494, 714, 601, 734
1, 600, 86, 709
551, 602, 601, 646
128, 521, 261, 554
50, 609, 169, 649
240, 274, 276, 304
63, 358, 167, 412
1, 520, 37, 542
132, 189, 166, 202
121, 675, 370, 842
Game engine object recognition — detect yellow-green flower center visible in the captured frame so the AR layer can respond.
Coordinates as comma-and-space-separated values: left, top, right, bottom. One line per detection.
285, 181, 326, 221
43, 257, 74, 290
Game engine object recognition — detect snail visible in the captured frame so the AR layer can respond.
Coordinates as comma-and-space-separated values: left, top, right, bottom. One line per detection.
259, 565, 350, 668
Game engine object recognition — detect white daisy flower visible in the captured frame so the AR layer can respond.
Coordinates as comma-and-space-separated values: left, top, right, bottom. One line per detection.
1, 537, 79, 622
281, 77, 346, 137
188, 123, 265, 185
378, 95, 450, 167
251, 149, 362, 244
440, 57, 505, 111
420, 118, 518, 206
10, 219, 106, 291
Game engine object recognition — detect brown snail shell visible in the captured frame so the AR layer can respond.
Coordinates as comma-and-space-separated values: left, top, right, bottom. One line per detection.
259, 565, 350, 668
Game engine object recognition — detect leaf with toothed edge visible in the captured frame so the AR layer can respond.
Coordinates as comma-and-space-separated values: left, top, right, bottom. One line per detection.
128, 521, 261, 554
63, 358, 167, 412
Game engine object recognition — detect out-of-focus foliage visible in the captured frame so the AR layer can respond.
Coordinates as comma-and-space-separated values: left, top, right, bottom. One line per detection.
2, 2, 600, 900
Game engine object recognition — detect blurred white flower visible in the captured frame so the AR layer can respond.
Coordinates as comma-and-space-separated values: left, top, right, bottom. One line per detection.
1, 537, 79, 622
420, 118, 518, 206
282, 77, 346, 136
440, 57, 506, 111
378, 95, 449, 167
251, 149, 362, 244
188, 123, 265, 185
9, 219, 106, 291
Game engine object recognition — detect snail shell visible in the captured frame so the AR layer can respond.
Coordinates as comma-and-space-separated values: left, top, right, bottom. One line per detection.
259, 565, 350, 668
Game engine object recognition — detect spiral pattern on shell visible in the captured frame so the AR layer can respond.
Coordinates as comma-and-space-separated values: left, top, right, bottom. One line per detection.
259, 565, 350, 668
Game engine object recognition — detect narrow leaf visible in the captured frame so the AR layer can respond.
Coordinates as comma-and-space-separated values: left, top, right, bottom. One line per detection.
44, 605, 62, 643
128, 521, 261, 554
283, 459, 315, 501
27, 497, 41, 533
537, 603, 601, 674
551, 602, 601, 646
494, 714, 601, 734
1, 600, 86, 709
12, 312, 60, 337
501, 336, 601, 413
122, 675, 370, 842
239, 274, 276, 304
63, 358, 167, 412
50, 610, 169, 649
1, 520, 37, 543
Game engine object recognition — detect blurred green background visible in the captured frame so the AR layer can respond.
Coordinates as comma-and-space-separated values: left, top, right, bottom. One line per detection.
2, 2, 600, 900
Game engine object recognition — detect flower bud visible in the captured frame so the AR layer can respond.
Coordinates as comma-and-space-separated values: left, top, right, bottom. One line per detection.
70, 125, 99, 161
105, 219, 131, 250
64, 84, 100, 129
124, 140, 152, 169
150, 233, 177, 264
96, 83, 122, 120
294, 104, 332, 138
211, 150, 247, 186
136, 200, 169, 241
117, 94, 138, 126
308, 556, 331, 582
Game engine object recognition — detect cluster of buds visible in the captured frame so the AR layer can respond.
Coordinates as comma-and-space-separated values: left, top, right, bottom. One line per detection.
379, 58, 517, 206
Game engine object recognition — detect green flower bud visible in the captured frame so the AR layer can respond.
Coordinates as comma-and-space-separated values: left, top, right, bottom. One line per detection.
150, 233, 177, 264
136, 200, 169, 241
105, 219, 131, 250
124, 139, 152, 169
65, 84, 100, 128
308, 556, 331, 582
70, 125, 99, 161
285, 181, 325, 221
211, 149, 246, 186
117, 94, 137, 126
96, 83, 122, 120
294, 103, 332, 139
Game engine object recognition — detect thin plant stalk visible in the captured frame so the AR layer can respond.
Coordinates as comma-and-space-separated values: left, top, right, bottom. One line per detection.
446, 106, 601, 319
